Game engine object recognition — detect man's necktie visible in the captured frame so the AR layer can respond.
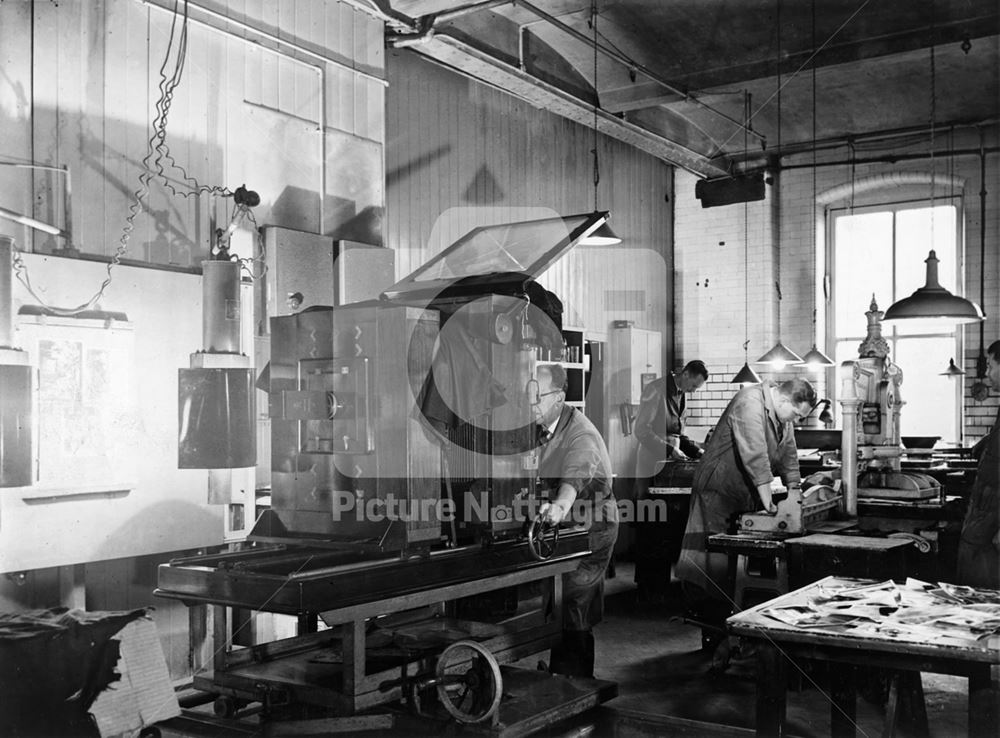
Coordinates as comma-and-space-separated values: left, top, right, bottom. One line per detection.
537, 426, 552, 446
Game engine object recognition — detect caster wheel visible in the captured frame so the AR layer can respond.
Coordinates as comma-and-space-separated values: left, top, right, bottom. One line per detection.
213, 695, 240, 718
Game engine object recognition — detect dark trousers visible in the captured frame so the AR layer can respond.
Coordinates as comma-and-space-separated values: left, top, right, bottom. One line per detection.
549, 629, 595, 678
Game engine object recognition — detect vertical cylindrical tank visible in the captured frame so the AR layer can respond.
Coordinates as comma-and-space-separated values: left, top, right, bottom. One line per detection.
0, 236, 33, 487
0, 236, 14, 349
202, 260, 241, 353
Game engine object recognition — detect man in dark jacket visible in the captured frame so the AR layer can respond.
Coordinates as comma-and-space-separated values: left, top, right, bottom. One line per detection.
957, 340, 1000, 589
634, 360, 709, 474
534, 364, 618, 678
632, 360, 708, 598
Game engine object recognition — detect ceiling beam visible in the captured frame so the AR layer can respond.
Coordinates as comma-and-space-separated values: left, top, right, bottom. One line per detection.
600, 21, 999, 114
401, 35, 729, 177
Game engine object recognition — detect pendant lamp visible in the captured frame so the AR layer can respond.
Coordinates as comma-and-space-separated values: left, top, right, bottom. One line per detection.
578, 2, 621, 248
801, 0, 835, 370
802, 344, 835, 368
732, 360, 762, 385
882, 7, 983, 328
882, 250, 985, 326
731, 91, 761, 386
939, 357, 965, 377
756, 0, 802, 370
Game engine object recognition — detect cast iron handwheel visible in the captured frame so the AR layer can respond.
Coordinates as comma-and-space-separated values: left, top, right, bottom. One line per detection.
527, 514, 560, 560
434, 640, 502, 724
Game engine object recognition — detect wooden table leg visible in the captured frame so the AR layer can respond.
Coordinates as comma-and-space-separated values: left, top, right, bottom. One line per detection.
726, 553, 738, 608
881, 672, 901, 738
968, 664, 998, 738
898, 671, 928, 738
213, 604, 229, 672
342, 619, 366, 707
829, 662, 857, 738
756, 641, 786, 737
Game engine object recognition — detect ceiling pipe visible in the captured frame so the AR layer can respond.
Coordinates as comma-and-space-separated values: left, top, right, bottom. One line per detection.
778, 146, 1000, 172
738, 119, 999, 164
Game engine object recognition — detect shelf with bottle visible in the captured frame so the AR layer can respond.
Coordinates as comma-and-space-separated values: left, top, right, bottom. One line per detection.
533, 327, 588, 408
534, 327, 585, 366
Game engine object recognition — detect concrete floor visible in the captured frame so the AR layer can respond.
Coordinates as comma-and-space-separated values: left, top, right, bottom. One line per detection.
163, 560, 986, 738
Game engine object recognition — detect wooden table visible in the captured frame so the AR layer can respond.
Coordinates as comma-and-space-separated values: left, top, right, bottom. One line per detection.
706, 533, 913, 610
727, 576, 1000, 737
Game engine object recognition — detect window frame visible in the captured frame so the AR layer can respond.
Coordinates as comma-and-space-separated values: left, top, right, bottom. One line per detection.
825, 195, 965, 442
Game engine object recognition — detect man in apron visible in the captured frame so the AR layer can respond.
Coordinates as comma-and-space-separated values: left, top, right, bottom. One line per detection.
533, 364, 619, 678
957, 340, 1000, 589
676, 378, 816, 626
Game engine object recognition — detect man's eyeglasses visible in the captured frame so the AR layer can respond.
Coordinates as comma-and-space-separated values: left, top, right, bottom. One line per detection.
791, 402, 813, 422
526, 379, 563, 406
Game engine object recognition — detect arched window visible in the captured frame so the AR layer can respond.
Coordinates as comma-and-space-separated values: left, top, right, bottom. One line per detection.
824, 174, 964, 443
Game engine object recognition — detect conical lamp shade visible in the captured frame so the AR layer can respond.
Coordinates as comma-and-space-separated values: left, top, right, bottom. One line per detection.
939, 357, 965, 377
883, 251, 985, 326
730, 362, 762, 384
580, 221, 621, 246
755, 341, 803, 368
802, 344, 835, 368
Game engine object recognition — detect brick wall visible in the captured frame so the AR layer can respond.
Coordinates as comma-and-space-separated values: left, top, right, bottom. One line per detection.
674, 127, 1000, 444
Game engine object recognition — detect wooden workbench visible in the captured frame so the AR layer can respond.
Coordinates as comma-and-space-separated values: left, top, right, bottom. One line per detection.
707, 533, 913, 609
727, 576, 1000, 737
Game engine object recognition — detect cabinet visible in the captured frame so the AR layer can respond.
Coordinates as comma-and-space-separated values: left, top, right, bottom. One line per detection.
535, 327, 588, 411
608, 326, 662, 405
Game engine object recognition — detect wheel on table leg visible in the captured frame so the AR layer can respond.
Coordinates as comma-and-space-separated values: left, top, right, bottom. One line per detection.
434, 640, 503, 724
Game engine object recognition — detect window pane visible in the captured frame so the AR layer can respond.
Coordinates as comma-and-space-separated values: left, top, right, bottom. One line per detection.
895, 205, 957, 294
892, 337, 958, 444
834, 212, 893, 335
894, 205, 959, 337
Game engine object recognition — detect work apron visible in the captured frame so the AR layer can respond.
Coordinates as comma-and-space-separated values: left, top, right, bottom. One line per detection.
957, 421, 1000, 589
675, 488, 746, 602
563, 499, 619, 631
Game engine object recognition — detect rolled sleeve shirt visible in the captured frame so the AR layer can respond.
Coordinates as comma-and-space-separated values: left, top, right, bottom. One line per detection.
692, 381, 800, 508
539, 405, 615, 505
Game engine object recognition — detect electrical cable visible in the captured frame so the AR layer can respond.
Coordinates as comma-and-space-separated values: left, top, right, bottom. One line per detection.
11, 0, 245, 316
710, 0, 874, 159
591, 0, 599, 213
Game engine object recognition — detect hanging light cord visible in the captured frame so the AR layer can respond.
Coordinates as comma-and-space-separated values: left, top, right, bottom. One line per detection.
590, 0, 600, 213
977, 128, 988, 373
774, 0, 784, 340
929, 0, 936, 244
811, 0, 819, 335
744, 91, 751, 361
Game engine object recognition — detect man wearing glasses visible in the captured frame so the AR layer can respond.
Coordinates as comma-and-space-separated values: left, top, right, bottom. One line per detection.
675, 378, 816, 655
531, 364, 618, 679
